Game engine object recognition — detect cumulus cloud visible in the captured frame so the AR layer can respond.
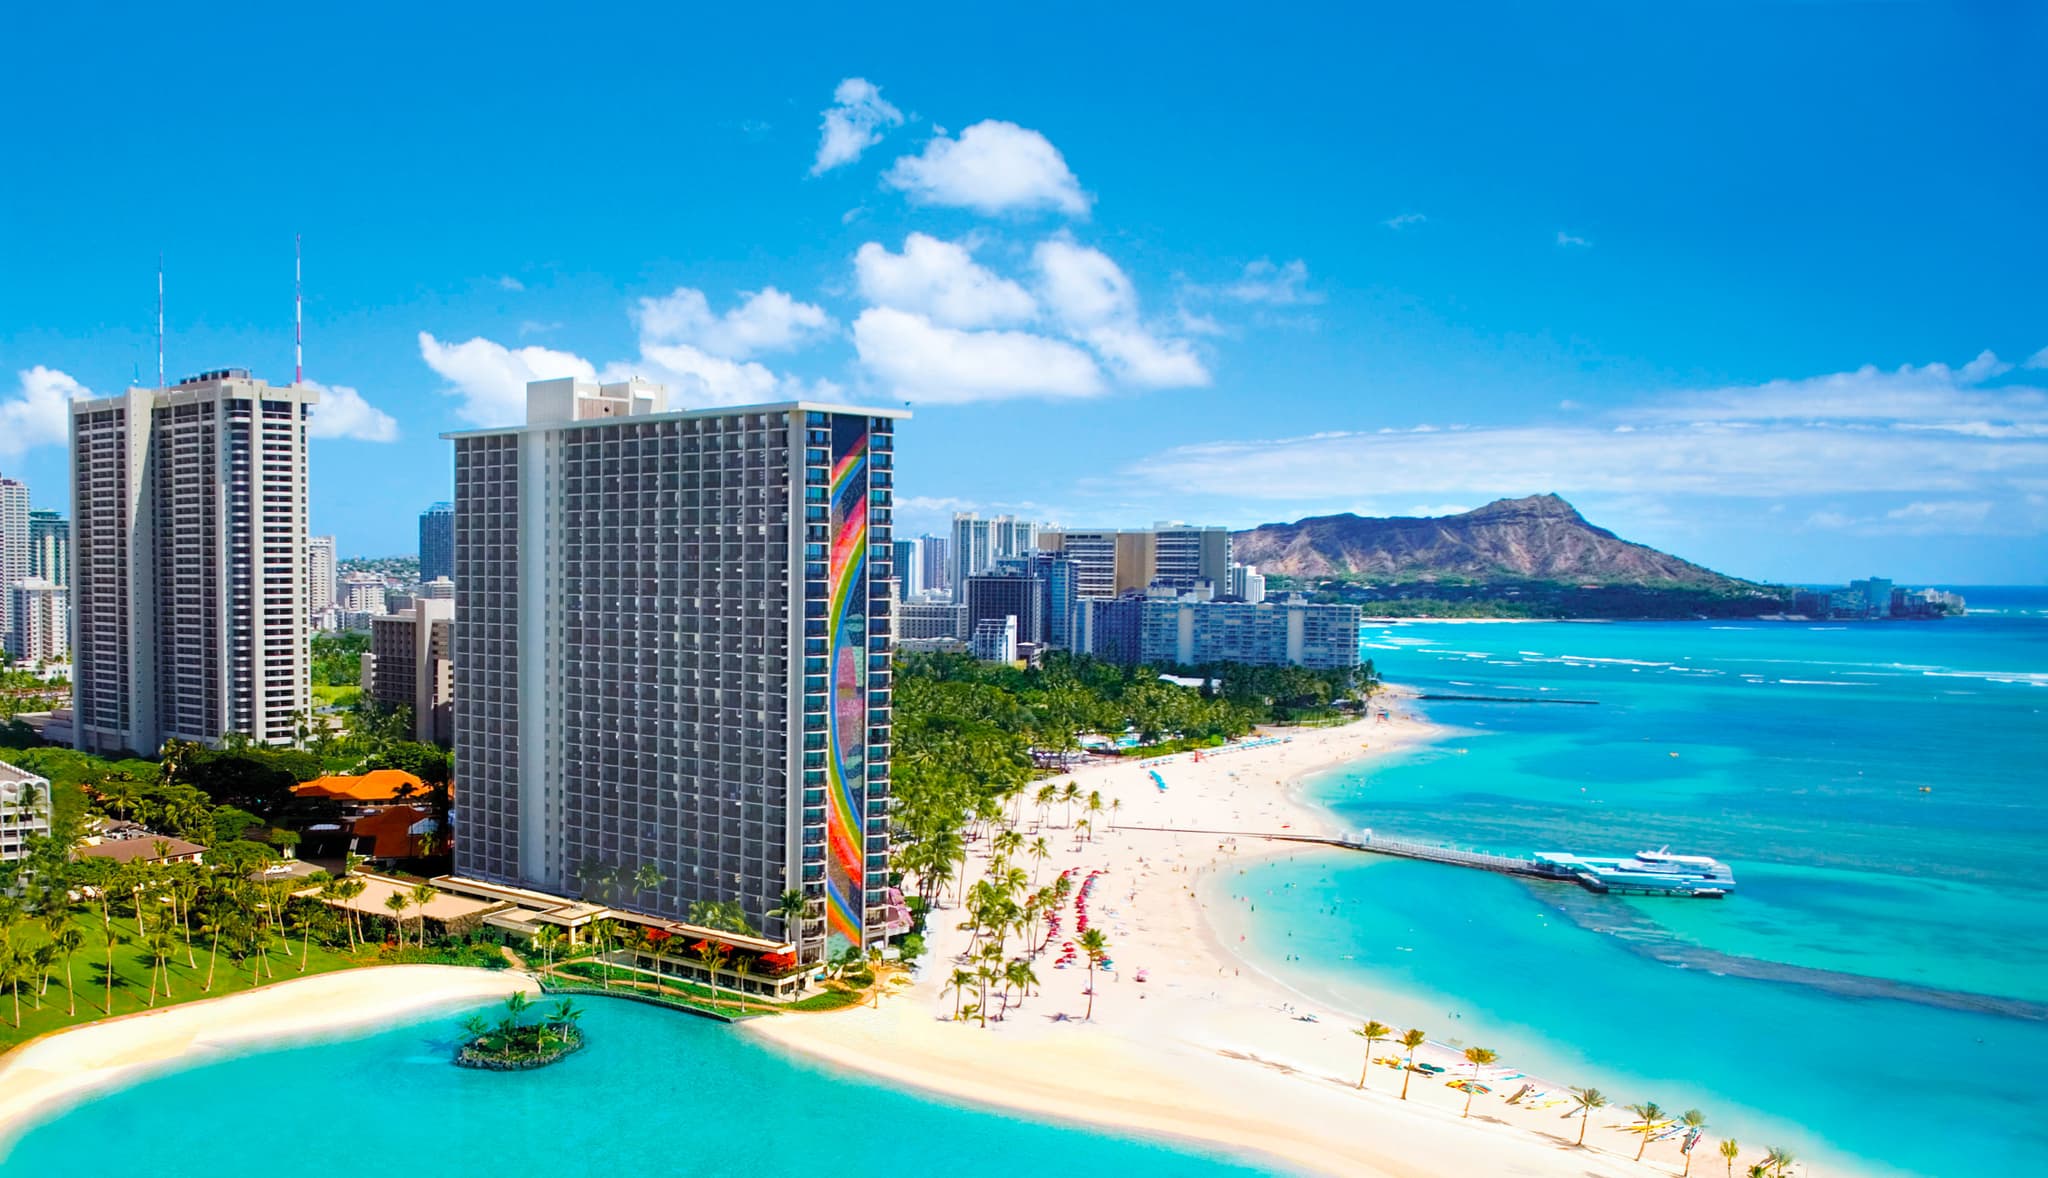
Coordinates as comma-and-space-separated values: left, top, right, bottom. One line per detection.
2027, 345, 2048, 370
497, 275, 525, 292
633, 287, 834, 358
304, 379, 399, 442
885, 120, 1090, 215
419, 332, 597, 426
1638, 350, 2048, 431
1384, 213, 1427, 230
0, 366, 92, 458
1033, 238, 1207, 387
1556, 231, 1592, 248
850, 307, 1102, 403
854, 233, 1036, 328
607, 344, 840, 409
812, 77, 903, 175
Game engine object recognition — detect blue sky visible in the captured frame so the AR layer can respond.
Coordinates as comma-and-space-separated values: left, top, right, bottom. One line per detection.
3, 3, 2044, 583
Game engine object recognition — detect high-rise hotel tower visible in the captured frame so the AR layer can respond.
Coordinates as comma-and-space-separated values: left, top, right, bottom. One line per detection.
446, 377, 903, 960
69, 369, 317, 755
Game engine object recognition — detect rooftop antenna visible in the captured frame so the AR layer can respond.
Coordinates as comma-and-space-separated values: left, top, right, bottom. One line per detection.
156, 252, 165, 389
294, 233, 303, 385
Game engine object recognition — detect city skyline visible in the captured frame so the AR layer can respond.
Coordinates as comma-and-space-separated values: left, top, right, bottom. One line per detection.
2, 5, 2044, 583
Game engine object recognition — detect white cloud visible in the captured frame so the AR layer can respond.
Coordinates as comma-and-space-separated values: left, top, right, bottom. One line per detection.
1384, 213, 1427, 230
1033, 238, 1208, 387
498, 275, 525, 292
418, 332, 597, 427
854, 233, 1036, 328
1215, 258, 1319, 306
607, 344, 839, 409
1639, 351, 2048, 429
851, 307, 1103, 403
1111, 352, 2048, 534
812, 77, 903, 175
1556, 231, 1592, 248
2026, 345, 2048, 370
0, 366, 92, 458
633, 287, 833, 358
885, 120, 1090, 216
304, 379, 398, 442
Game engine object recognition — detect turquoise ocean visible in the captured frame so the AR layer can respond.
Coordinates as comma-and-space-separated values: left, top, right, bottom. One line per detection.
1212, 587, 2048, 1178
0, 997, 1280, 1177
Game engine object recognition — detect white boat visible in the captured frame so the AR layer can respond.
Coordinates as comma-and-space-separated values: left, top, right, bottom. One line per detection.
1532, 847, 1737, 897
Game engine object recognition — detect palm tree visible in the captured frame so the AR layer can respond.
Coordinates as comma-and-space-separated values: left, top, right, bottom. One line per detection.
1719, 1139, 1740, 1178
1628, 1102, 1666, 1162
1033, 783, 1057, 830
1353, 1020, 1391, 1089
54, 926, 84, 1016
532, 925, 563, 972
694, 940, 729, 1010
1059, 782, 1081, 826
383, 891, 409, 946
1003, 959, 1038, 1011
1076, 927, 1109, 1020
409, 882, 437, 947
1679, 1109, 1708, 1176
1570, 1086, 1607, 1147
944, 968, 975, 1021
1028, 837, 1050, 885
1765, 1147, 1795, 1176
1460, 1047, 1497, 1117
1398, 1028, 1427, 1100
632, 862, 667, 902
1745, 1166, 1771, 1178
772, 889, 808, 952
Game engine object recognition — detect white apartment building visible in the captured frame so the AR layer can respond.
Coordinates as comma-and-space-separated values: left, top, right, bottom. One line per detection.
308, 535, 337, 614
69, 369, 315, 754
0, 476, 27, 642
0, 760, 53, 864
338, 571, 388, 616
8, 577, 67, 663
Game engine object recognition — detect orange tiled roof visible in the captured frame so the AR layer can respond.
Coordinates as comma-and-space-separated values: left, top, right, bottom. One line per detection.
352, 804, 431, 859
294, 768, 426, 802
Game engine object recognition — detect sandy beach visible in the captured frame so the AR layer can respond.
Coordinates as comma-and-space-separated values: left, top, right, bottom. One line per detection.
0, 965, 533, 1149
756, 706, 1817, 1177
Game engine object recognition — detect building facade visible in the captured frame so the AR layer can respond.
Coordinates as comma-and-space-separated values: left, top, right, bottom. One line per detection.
1227, 562, 1267, 603
0, 760, 53, 865
28, 509, 69, 590
8, 578, 67, 663
897, 599, 966, 641
365, 598, 454, 746
419, 501, 455, 583
890, 538, 922, 602
339, 571, 388, 616
964, 571, 1046, 647
917, 534, 949, 594
0, 475, 27, 643
307, 535, 336, 615
1137, 594, 1362, 670
970, 615, 1018, 663
1074, 594, 1146, 665
447, 377, 902, 960
69, 370, 314, 754
1039, 523, 1232, 599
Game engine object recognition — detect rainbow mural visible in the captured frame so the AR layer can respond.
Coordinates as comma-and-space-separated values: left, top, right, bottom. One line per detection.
823, 416, 869, 947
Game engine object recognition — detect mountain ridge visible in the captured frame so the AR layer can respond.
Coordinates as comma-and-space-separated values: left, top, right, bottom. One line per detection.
1232, 494, 1756, 588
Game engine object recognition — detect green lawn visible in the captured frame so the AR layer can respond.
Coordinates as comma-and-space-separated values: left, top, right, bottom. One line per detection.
0, 914, 370, 1051
312, 684, 361, 707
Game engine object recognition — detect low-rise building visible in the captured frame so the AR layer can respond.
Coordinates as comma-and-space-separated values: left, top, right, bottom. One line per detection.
7, 577, 68, 662
0, 760, 52, 863
1133, 593, 1363, 669
76, 820, 205, 866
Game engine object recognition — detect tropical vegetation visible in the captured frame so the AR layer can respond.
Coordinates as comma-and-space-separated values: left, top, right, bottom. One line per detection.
454, 993, 585, 1069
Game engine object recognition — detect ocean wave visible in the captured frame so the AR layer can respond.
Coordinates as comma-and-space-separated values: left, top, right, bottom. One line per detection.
1556, 655, 1673, 667
1777, 679, 1870, 687
1922, 669, 2048, 687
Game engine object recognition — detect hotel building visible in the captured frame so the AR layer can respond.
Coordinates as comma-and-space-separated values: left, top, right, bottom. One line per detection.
1038, 522, 1231, 599
446, 377, 903, 959
69, 369, 315, 754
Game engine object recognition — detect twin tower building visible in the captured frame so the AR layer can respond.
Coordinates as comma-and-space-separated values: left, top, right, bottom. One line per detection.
70, 370, 903, 961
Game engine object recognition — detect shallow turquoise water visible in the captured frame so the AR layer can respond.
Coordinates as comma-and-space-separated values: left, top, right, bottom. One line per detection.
1, 999, 1285, 1177
1225, 588, 2048, 1177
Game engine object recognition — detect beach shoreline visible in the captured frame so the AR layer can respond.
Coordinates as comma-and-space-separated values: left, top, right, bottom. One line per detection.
0, 964, 534, 1151
756, 701, 1817, 1178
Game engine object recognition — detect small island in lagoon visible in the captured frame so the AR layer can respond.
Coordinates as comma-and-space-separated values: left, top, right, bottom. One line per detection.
454, 993, 585, 1070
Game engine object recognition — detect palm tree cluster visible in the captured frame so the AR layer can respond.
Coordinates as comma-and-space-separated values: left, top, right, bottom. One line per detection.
456, 993, 584, 1067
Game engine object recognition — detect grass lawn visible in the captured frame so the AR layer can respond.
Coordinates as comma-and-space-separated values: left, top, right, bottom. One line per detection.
312, 684, 361, 707
0, 915, 371, 1052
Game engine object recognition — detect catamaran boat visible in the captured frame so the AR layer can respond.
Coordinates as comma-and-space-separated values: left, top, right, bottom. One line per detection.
1532, 848, 1737, 897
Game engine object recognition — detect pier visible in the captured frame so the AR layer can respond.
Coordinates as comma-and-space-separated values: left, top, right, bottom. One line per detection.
1115, 824, 1580, 883
1113, 825, 1740, 897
